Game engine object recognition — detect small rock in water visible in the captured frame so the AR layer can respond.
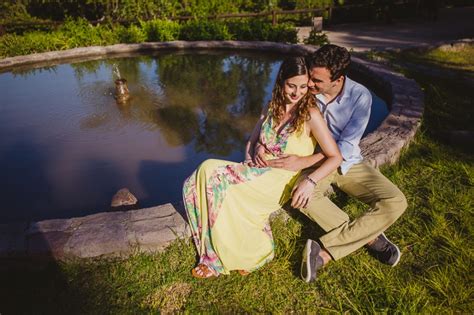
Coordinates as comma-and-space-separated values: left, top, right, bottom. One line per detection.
110, 188, 139, 211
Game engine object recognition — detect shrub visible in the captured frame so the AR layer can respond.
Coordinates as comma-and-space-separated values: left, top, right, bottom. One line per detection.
0, 32, 68, 57
267, 23, 298, 43
58, 18, 118, 47
141, 19, 181, 42
179, 20, 233, 41
228, 20, 297, 43
117, 24, 147, 43
303, 29, 329, 46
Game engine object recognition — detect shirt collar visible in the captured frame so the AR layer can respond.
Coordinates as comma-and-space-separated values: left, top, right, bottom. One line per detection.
335, 76, 348, 104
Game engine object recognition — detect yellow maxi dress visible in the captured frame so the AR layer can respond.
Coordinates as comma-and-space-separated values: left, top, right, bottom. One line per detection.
183, 113, 316, 275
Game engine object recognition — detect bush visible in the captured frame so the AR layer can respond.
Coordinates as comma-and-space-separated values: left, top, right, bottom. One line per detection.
0, 18, 120, 57
141, 19, 181, 42
267, 23, 298, 43
303, 29, 329, 46
228, 20, 297, 43
117, 24, 147, 43
179, 20, 233, 41
0, 32, 68, 57
58, 18, 118, 47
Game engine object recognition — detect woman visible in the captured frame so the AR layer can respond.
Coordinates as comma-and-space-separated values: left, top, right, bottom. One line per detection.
183, 56, 342, 278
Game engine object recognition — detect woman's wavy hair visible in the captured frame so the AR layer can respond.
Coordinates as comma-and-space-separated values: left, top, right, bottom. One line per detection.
268, 56, 316, 134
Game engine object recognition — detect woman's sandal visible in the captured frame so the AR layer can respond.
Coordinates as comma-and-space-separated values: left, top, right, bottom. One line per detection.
191, 264, 218, 279
238, 270, 250, 276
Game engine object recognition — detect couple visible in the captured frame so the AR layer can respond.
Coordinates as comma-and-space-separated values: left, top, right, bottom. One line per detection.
183, 44, 407, 281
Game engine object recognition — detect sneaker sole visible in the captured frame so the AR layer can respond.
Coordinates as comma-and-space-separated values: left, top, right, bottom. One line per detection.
302, 239, 313, 283
382, 233, 401, 267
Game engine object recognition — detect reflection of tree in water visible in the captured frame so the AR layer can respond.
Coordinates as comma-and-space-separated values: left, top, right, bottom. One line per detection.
153, 106, 199, 146
69, 52, 278, 155
156, 53, 276, 155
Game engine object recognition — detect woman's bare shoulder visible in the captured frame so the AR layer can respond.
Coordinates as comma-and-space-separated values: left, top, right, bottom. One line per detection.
308, 107, 323, 121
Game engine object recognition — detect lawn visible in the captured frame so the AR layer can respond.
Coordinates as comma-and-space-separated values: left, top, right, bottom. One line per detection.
1, 45, 473, 314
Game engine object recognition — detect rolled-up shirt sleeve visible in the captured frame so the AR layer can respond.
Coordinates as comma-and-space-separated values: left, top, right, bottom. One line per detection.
337, 92, 372, 164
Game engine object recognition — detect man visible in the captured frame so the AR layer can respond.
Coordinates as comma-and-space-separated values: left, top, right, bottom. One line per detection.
267, 44, 407, 282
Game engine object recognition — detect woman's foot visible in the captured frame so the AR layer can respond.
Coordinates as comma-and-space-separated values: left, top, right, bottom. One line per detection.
238, 270, 250, 276
191, 264, 218, 279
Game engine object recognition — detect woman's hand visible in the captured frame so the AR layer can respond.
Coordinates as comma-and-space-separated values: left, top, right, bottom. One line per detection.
290, 178, 315, 209
267, 154, 309, 171
252, 142, 269, 168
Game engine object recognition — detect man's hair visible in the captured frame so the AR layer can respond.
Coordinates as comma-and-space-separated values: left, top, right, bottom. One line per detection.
307, 44, 351, 81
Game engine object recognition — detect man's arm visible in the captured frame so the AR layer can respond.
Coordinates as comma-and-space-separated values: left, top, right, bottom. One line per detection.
336, 92, 371, 162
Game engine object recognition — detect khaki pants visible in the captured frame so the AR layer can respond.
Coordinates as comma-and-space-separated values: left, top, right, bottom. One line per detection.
299, 162, 407, 260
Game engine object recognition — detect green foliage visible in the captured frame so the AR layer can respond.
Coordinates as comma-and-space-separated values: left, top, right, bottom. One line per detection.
117, 24, 147, 43
0, 1, 31, 21
141, 19, 181, 42
0, 16, 298, 57
268, 23, 298, 43
58, 17, 118, 47
303, 29, 329, 46
227, 20, 297, 43
294, 0, 333, 9
179, 20, 233, 40
0, 18, 119, 57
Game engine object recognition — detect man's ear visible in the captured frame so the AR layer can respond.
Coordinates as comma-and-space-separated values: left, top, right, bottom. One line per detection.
331, 75, 344, 88
335, 75, 344, 83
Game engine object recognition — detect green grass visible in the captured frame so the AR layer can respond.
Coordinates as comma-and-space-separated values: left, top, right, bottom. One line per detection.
404, 44, 474, 71
1, 46, 473, 314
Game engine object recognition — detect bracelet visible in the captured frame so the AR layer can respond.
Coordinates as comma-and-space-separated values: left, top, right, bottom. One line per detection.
305, 176, 318, 186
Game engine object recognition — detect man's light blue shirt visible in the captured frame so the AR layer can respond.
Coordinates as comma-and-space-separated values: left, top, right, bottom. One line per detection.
315, 76, 372, 175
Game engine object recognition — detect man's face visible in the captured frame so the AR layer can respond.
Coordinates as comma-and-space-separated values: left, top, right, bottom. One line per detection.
308, 67, 338, 95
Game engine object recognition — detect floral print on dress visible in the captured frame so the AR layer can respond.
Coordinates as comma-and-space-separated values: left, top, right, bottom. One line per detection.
259, 114, 294, 156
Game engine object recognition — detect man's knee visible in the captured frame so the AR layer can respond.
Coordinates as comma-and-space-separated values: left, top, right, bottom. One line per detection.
382, 190, 407, 223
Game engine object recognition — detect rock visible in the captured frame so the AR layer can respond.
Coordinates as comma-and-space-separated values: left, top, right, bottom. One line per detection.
64, 222, 129, 258
110, 188, 139, 211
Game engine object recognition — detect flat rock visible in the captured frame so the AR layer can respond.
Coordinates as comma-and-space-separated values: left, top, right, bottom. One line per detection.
128, 208, 189, 252
64, 222, 129, 258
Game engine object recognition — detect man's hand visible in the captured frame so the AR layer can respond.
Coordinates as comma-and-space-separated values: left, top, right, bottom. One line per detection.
267, 154, 307, 172
290, 179, 314, 209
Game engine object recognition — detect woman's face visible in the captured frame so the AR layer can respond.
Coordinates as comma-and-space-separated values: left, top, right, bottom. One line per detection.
283, 74, 308, 105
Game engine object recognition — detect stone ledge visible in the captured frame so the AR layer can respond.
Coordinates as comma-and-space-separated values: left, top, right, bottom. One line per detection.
0, 41, 424, 262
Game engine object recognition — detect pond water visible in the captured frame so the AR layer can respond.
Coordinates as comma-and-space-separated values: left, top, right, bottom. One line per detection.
0, 51, 388, 223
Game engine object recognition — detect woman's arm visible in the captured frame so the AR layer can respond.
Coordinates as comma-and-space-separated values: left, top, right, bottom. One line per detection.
291, 108, 342, 208
245, 107, 268, 165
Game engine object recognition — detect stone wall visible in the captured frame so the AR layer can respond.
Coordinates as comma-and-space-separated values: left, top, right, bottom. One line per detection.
0, 41, 424, 262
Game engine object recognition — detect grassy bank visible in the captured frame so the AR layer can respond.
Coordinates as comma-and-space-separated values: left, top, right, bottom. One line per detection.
1, 46, 473, 314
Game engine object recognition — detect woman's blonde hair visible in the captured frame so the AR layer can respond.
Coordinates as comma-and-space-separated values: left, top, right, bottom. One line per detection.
268, 56, 316, 134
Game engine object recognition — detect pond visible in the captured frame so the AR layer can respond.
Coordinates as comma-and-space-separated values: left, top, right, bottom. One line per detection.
0, 51, 388, 223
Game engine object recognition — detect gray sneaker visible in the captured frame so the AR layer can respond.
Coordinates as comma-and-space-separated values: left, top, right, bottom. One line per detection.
366, 233, 401, 266
301, 239, 324, 283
